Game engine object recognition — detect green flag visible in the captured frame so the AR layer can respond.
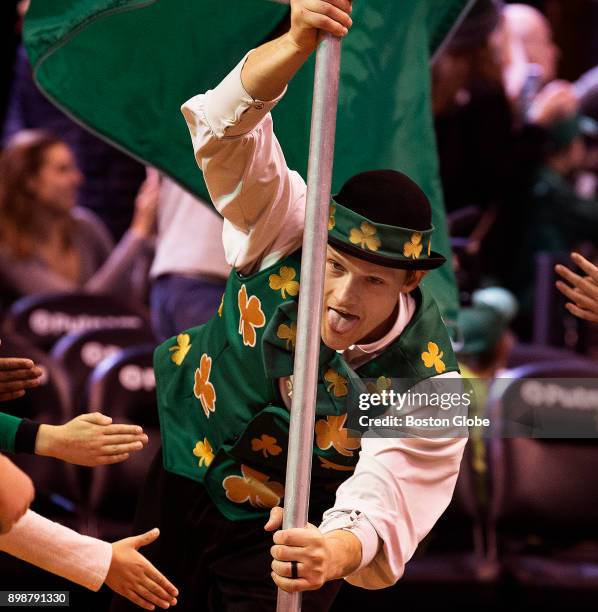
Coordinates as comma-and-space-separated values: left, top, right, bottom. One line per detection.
24, 0, 470, 320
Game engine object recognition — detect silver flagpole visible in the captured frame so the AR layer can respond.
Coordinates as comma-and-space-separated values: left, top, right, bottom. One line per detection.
276, 31, 342, 612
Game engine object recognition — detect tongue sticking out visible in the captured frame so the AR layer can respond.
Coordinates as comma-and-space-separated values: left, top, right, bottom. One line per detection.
327, 308, 359, 335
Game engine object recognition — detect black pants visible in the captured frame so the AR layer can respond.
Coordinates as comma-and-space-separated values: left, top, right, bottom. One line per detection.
110, 449, 342, 612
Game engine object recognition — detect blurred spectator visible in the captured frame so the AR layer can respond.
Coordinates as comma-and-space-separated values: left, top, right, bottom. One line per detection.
514, 112, 598, 314
149, 177, 230, 341
456, 288, 517, 506
574, 66, 598, 198
433, 0, 518, 284
502, 2, 561, 115
2, 0, 144, 239
0, 131, 157, 302
457, 288, 517, 378
433, 0, 508, 214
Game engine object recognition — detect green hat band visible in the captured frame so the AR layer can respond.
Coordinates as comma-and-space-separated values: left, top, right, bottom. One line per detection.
327, 199, 435, 263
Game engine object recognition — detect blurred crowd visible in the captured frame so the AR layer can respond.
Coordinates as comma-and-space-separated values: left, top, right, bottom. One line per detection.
2, 0, 598, 610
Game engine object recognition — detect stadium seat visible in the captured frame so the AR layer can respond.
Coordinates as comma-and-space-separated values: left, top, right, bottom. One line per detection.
85, 345, 160, 540
486, 361, 598, 591
1, 292, 150, 351
51, 327, 156, 411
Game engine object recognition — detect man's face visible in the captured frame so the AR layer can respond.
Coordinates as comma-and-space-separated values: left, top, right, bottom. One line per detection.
320, 245, 426, 350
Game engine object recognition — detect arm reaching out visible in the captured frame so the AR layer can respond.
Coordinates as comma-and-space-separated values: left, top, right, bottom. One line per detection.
180, 0, 353, 274
35, 412, 149, 467
0, 511, 178, 609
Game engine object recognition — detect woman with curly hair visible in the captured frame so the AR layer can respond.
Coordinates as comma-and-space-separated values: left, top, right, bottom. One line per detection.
0, 130, 158, 300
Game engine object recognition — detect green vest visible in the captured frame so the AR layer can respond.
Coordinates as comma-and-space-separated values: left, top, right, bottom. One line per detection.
154, 250, 459, 521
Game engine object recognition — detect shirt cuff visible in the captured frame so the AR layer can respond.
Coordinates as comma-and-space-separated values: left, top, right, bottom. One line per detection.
14, 419, 41, 454
319, 509, 380, 572
201, 51, 287, 139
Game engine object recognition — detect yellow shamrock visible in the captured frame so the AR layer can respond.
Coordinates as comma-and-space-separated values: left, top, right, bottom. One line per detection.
328, 203, 336, 230
268, 266, 300, 299
251, 434, 282, 458
404, 233, 423, 259
421, 342, 446, 374
223, 465, 284, 509
349, 222, 381, 252
276, 322, 297, 350
169, 333, 191, 366
218, 294, 224, 317
324, 369, 349, 397
366, 375, 392, 395
193, 438, 214, 468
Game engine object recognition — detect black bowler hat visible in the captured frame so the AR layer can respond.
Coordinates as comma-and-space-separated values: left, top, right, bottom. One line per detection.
327, 169, 447, 270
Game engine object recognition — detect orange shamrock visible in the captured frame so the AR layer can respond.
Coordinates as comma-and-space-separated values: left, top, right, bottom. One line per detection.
324, 368, 349, 397
238, 284, 266, 348
169, 333, 191, 366
276, 322, 297, 351
315, 414, 361, 457
349, 222, 381, 251
318, 456, 356, 472
193, 353, 217, 418
223, 464, 284, 509
251, 434, 282, 458
268, 266, 300, 299
403, 232, 423, 259
193, 438, 214, 468
421, 342, 446, 374
328, 203, 336, 230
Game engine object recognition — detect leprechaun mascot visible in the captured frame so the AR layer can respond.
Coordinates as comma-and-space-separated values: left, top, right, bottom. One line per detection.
110, 2, 466, 611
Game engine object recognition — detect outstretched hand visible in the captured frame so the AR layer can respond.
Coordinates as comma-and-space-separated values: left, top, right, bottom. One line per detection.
35, 412, 149, 466
0, 356, 42, 402
264, 506, 361, 593
105, 528, 178, 610
555, 252, 598, 323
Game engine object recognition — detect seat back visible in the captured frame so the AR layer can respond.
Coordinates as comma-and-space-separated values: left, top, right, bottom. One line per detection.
2, 292, 150, 351
52, 327, 156, 410
86, 345, 159, 538
487, 361, 598, 536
